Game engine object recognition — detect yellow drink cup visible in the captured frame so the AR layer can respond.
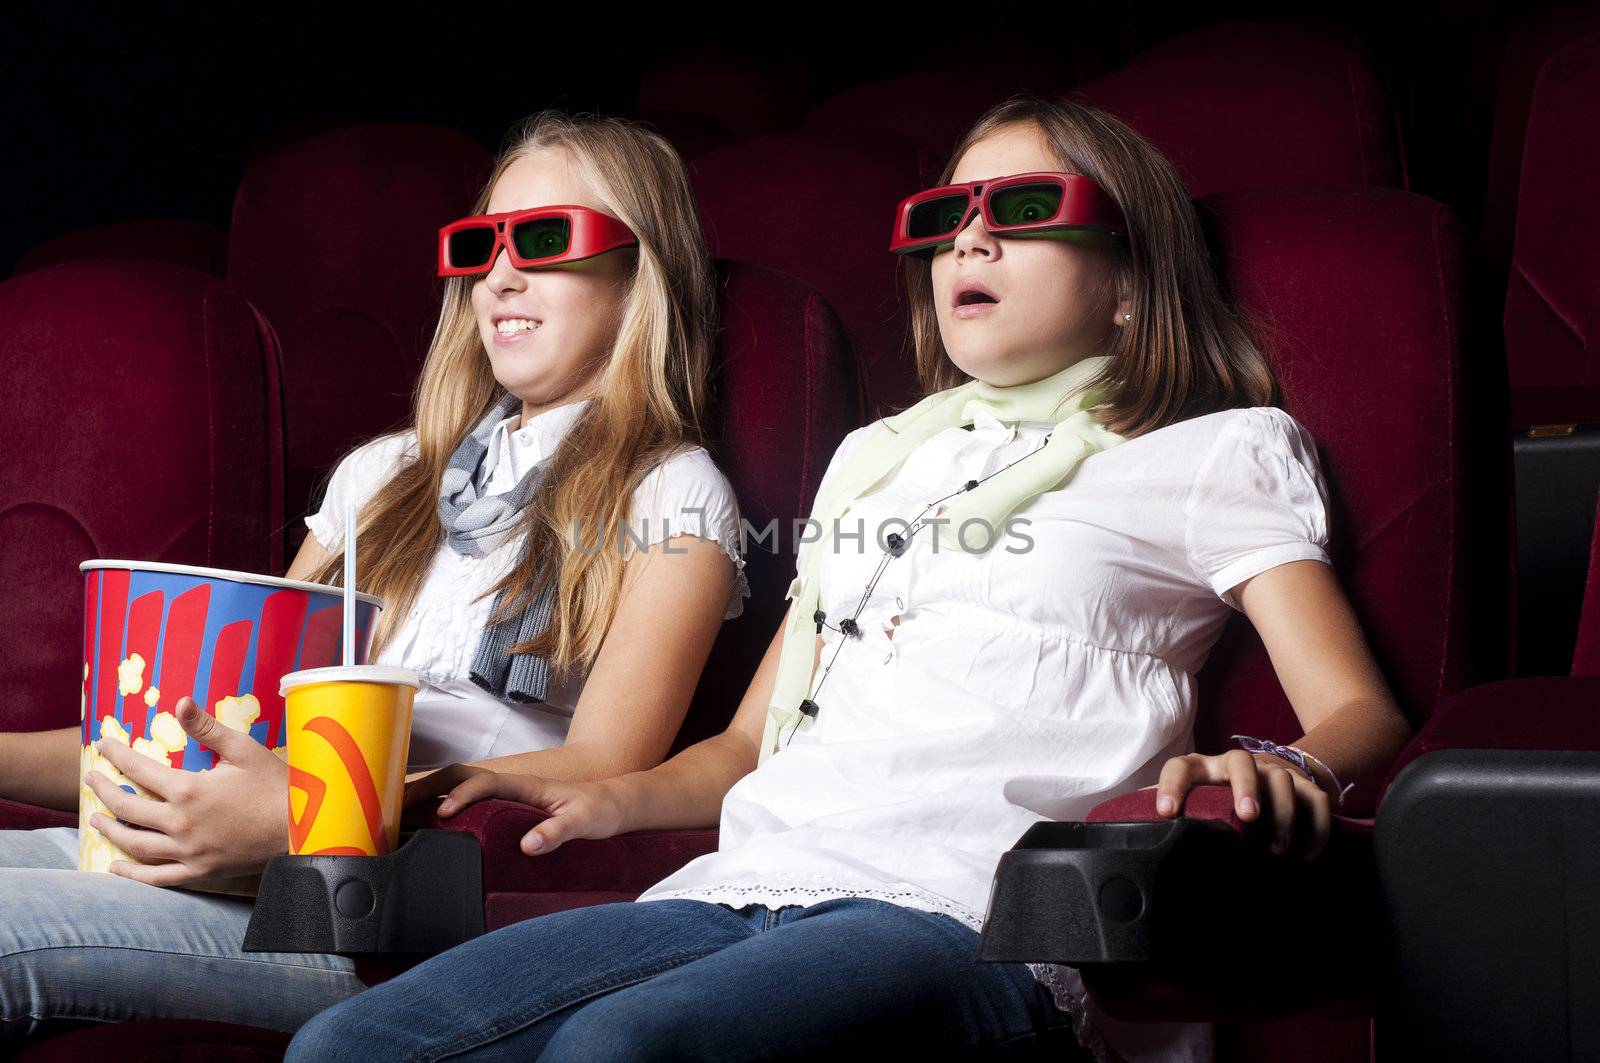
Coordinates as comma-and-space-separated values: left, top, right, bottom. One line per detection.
280, 665, 419, 857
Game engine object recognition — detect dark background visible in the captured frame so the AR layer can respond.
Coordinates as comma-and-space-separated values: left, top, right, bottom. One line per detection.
0, 0, 1581, 275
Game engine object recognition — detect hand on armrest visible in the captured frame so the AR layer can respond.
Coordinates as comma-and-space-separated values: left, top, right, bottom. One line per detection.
424, 797, 718, 896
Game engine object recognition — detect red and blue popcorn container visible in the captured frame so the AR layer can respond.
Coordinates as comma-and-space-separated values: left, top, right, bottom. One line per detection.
77, 560, 384, 891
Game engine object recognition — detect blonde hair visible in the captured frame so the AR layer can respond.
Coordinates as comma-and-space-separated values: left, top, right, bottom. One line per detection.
901, 93, 1278, 436
309, 110, 719, 676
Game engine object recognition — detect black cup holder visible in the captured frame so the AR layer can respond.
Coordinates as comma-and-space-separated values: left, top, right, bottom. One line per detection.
242, 829, 484, 955
978, 818, 1241, 965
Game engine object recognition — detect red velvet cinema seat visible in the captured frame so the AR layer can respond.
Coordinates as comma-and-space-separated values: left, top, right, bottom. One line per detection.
13, 219, 229, 278
1502, 32, 1600, 678
636, 45, 810, 143
0, 261, 285, 832
1058, 185, 1492, 1063
10, 259, 865, 1059
690, 132, 921, 417
226, 123, 493, 562
1479, 2, 1600, 269
802, 64, 1083, 188
1076, 19, 1404, 199
1370, 486, 1600, 1059
1500, 31, 1600, 428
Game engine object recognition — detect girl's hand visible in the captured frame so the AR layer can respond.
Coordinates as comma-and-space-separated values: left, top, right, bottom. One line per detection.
84, 696, 288, 885
1148, 748, 1332, 861
436, 771, 625, 856
403, 763, 492, 814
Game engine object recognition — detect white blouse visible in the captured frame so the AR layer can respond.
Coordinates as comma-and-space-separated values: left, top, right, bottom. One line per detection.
304, 398, 750, 769
634, 404, 1334, 1063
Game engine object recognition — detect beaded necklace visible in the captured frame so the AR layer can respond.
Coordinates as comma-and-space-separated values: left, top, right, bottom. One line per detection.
783, 421, 1060, 748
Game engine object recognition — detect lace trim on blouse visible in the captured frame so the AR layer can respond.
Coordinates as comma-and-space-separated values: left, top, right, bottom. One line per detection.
637, 880, 1116, 1063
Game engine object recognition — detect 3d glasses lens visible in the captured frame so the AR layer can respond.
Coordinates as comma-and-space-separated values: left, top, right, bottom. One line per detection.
447, 227, 497, 269
511, 217, 572, 261
906, 193, 972, 240
989, 183, 1063, 226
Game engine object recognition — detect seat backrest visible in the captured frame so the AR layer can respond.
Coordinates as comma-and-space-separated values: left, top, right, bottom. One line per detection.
14, 219, 228, 278
672, 260, 868, 750
0, 262, 284, 733
637, 46, 810, 141
1502, 31, 1600, 425
1190, 186, 1497, 752
802, 68, 1073, 188
227, 123, 492, 545
631, 109, 736, 163
1481, 4, 1600, 267
690, 132, 921, 418
1076, 19, 1403, 198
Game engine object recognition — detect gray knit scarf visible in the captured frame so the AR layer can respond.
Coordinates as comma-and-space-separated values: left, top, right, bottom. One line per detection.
439, 392, 569, 704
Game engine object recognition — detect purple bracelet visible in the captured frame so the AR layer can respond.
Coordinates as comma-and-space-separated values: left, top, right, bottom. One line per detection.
1230, 734, 1355, 811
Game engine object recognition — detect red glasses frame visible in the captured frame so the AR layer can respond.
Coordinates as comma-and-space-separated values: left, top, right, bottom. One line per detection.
437, 205, 637, 277
888, 171, 1126, 258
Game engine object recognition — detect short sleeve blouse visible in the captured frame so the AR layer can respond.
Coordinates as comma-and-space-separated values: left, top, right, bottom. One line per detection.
1185, 407, 1332, 610
303, 410, 749, 769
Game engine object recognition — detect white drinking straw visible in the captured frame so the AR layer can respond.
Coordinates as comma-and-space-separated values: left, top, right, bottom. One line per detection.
343, 501, 356, 667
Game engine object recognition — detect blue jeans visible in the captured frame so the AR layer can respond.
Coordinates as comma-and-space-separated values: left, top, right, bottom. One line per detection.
287, 896, 1084, 1062
0, 827, 366, 1037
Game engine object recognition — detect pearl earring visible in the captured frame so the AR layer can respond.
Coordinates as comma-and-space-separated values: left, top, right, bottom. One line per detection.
1123, 313, 1132, 321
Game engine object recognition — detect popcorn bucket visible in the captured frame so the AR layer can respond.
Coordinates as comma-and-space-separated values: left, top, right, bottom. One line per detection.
77, 560, 384, 890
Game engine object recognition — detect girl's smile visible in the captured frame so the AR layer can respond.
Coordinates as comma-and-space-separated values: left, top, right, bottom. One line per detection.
490, 315, 544, 346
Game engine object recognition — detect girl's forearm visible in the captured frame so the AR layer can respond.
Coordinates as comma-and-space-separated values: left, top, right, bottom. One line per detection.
1288, 696, 1415, 816
598, 730, 753, 833
0, 727, 80, 811
466, 743, 632, 783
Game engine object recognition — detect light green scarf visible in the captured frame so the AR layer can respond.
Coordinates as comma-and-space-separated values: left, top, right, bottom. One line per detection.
759, 353, 1128, 762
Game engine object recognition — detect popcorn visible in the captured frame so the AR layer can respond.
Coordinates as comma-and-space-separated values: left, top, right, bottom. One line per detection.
117, 654, 146, 696
143, 686, 160, 708
79, 731, 128, 870
149, 711, 186, 753
213, 693, 261, 735
131, 737, 170, 764
99, 716, 130, 746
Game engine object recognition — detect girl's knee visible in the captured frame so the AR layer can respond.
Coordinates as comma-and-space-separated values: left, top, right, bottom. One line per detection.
285, 1001, 353, 1062
539, 996, 706, 1063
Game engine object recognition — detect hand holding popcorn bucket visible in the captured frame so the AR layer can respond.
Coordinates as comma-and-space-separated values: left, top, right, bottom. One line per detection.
77, 559, 383, 892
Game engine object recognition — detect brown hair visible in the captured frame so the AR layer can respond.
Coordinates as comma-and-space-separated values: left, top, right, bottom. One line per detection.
308, 109, 718, 676
901, 93, 1278, 436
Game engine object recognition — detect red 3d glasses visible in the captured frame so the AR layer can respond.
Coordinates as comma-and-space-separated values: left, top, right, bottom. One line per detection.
888, 171, 1126, 258
437, 205, 637, 276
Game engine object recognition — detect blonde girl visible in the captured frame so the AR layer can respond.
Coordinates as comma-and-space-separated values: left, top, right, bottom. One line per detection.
0, 110, 748, 1035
